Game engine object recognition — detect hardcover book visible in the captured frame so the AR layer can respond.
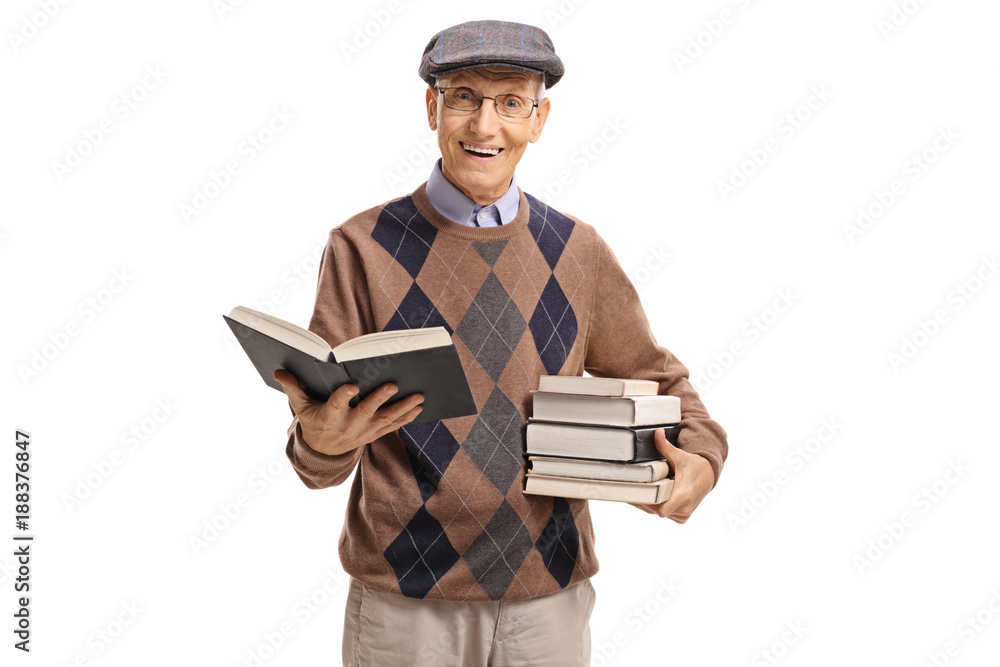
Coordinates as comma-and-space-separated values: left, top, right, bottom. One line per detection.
529, 391, 681, 426
524, 474, 674, 504
536, 375, 659, 396
224, 306, 477, 423
525, 420, 679, 462
527, 456, 671, 483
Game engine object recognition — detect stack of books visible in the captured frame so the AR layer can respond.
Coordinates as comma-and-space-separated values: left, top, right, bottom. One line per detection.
523, 375, 681, 504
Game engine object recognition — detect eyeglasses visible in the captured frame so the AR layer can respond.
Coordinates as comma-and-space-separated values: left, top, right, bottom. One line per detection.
437, 87, 538, 119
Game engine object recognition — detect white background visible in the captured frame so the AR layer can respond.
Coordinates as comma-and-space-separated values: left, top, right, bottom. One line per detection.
3, 1, 999, 665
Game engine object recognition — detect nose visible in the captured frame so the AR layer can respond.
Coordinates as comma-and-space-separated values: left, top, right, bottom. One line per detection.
468, 98, 501, 137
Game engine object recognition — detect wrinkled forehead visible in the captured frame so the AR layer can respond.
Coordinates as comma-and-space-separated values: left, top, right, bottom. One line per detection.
442, 67, 540, 94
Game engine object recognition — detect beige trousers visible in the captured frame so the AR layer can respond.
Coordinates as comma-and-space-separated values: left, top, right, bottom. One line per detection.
342, 577, 596, 666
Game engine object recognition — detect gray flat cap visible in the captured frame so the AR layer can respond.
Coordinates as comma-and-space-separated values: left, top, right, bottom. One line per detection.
418, 20, 564, 89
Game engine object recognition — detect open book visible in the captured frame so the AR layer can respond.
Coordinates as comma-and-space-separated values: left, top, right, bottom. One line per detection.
224, 306, 477, 423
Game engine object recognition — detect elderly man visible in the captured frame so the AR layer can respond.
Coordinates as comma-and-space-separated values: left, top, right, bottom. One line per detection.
273, 19, 727, 667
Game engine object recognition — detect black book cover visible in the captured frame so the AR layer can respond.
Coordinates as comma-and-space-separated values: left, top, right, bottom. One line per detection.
224, 316, 477, 423
524, 420, 680, 462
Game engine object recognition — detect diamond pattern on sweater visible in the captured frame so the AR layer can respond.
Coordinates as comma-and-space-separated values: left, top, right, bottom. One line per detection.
523, 196, 579, 375
455, 272, 526, 382
372, 198, 438, 279
529, 274, 578, 375
369, 192, 586, 600
384, 282, 453, 334
472, 239, 508, 268
526, 193, 574, 270
399, 421, 461, 502
383, 505, 461, 599
462, 499, 534, 600
535, 497, 580, 588
463, 386, 524, 495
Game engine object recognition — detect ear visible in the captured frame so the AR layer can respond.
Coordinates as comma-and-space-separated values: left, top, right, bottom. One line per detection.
426, 86, 438, 131
528, 96, 550, 143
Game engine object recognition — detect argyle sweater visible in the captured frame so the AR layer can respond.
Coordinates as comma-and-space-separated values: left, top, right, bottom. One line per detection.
285, 182, 728, 602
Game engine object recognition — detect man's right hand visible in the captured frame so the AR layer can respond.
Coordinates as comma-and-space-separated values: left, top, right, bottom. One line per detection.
272, 369, 424, 456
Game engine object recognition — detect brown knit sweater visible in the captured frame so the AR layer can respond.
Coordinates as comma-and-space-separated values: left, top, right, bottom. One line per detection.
285, 182, 728, 602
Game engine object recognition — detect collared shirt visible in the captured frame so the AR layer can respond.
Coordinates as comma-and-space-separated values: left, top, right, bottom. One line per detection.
425, 158, 520, 227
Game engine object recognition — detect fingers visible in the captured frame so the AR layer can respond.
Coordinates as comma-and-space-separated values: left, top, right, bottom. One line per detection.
345, 382, 424, 438
353, 383, 424, 420
353, 383, 399, 418
382, 393, 425, 423
273, 369, 313, 414
284, 376, 424, 452
653, 462, 712, 522
653, 427, 679, 462
654, 489, 693, 522
326, 383, 360, 411
370, 401, 425, 441
627, 501, 657, 515
364, 391, 425, 437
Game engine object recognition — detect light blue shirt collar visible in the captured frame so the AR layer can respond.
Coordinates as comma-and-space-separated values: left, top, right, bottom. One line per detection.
426, 158, 519, 227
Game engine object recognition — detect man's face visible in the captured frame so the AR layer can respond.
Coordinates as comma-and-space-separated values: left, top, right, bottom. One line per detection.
426, 67, 550, 205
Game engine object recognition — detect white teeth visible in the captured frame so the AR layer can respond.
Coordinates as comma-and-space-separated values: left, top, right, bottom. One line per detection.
462, 142, 500, 156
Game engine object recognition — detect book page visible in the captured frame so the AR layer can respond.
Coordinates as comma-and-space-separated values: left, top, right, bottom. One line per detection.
331, 326, 452, 361
228, 306, 332, 360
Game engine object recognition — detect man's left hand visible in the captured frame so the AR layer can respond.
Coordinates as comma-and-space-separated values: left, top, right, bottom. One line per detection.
631, 428, 715, 523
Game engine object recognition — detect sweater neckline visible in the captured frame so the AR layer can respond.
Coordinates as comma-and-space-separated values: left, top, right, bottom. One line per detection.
411, 182, 531, 242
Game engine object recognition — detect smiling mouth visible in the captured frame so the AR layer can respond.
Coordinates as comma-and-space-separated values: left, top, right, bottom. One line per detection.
461, 141, 502, 157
